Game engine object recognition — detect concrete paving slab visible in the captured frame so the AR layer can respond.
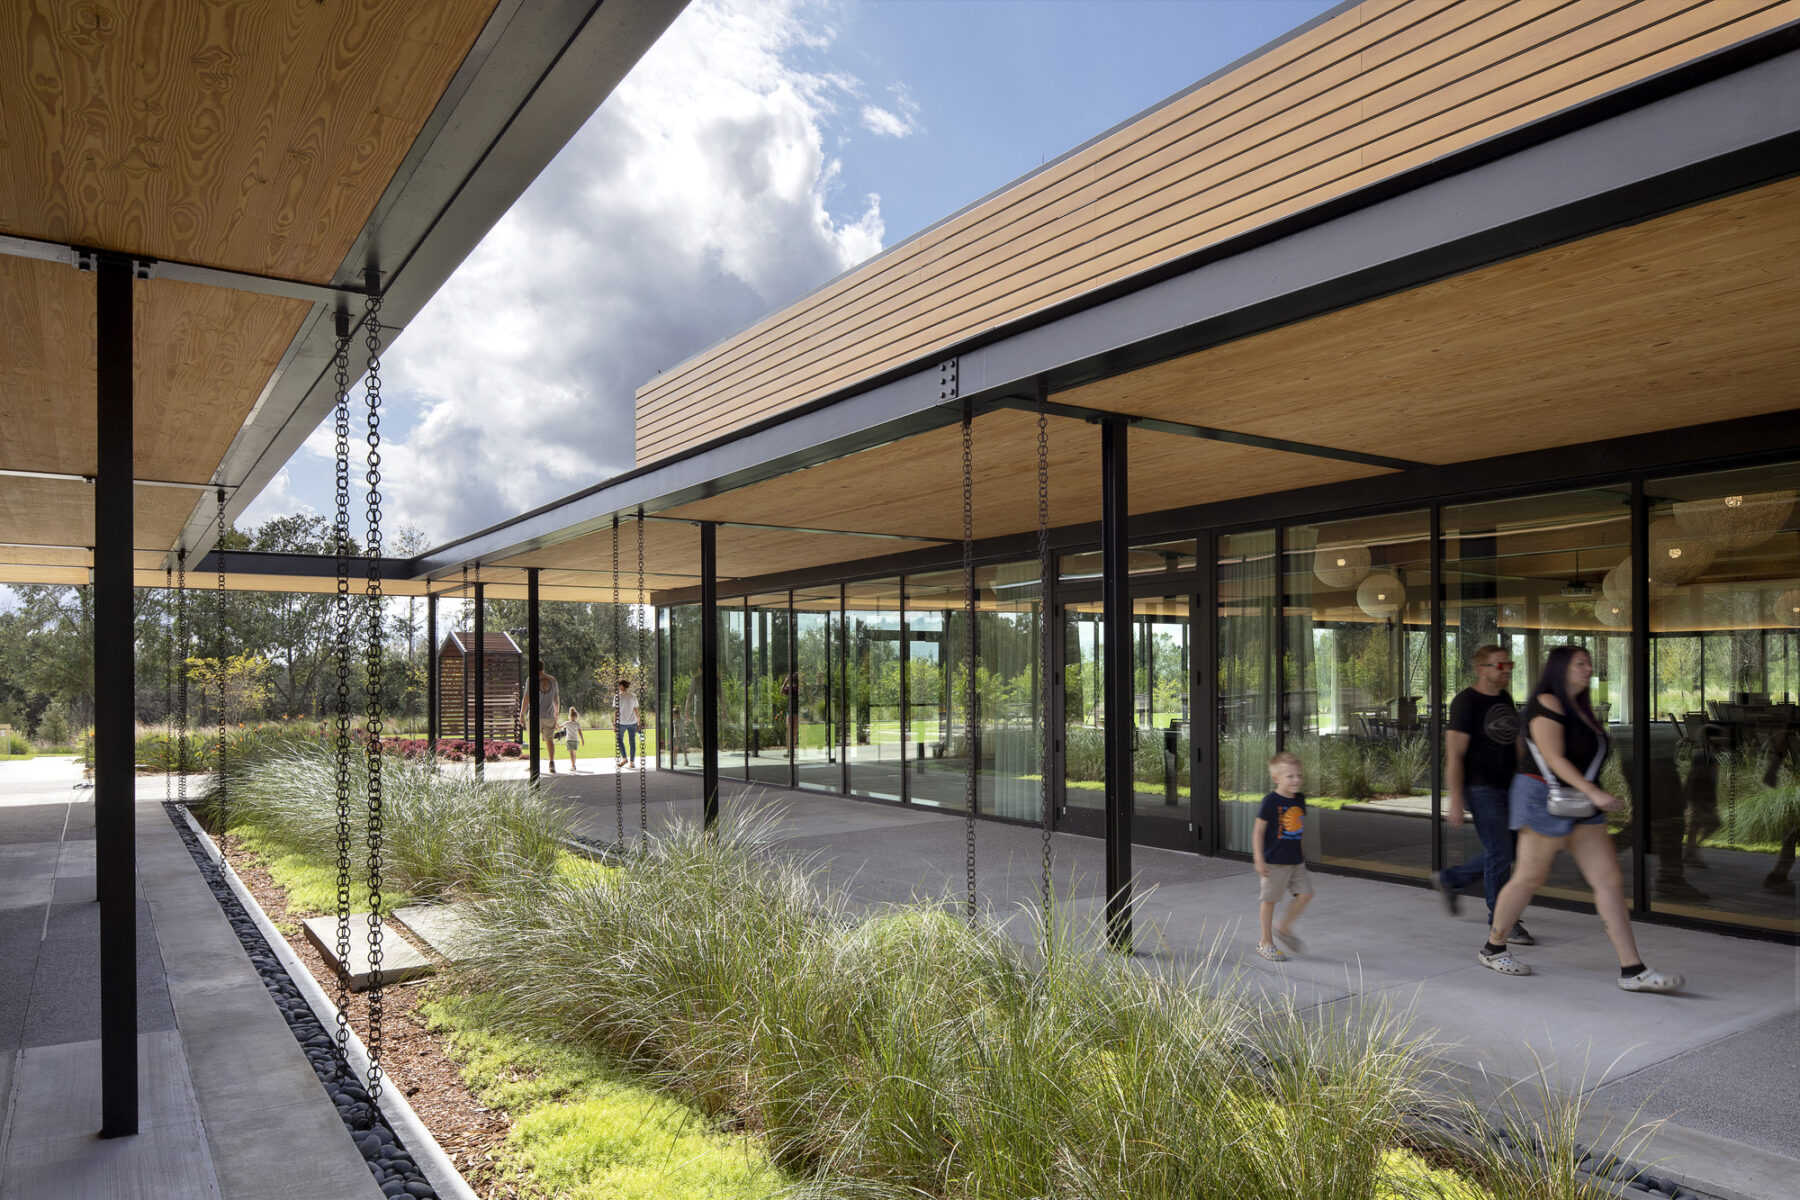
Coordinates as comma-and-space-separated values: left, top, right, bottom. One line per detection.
5, 1033, 199, 1146
393, 903, 477, 963
0, 804, 73, 845
0, 842, 58, 910
0, 1121, 220, 1200
0, 909, 43, 1053
196, 1095, 382, 1200
301, 914, 435, 991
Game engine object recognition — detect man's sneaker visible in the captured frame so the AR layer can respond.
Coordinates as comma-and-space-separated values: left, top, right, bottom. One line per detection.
1431, 870, 1460, 916
1256, 943, 1287, 962
1478, 948, 1531, 975
1619, 966, 1684, 994
1506, 921, 1535, 946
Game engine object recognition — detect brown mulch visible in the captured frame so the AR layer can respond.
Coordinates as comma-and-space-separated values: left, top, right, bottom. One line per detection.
220, 838, 528, 1199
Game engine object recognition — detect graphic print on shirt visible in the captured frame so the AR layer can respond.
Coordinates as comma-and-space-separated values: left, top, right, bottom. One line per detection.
1482, 703, 1519, 746
1278, 804, 1304, 841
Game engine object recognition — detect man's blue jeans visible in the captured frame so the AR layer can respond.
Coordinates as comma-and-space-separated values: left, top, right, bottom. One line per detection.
618, 722, 639, 761
1440, 785, 1514, 921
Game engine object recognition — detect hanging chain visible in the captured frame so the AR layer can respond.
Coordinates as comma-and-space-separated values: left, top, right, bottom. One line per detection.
962, 409, 977, 925
613, 515, 624, 848
215, 487, 228, 853
636, 509, 648, 833
330, 317, 355, 1071
361, 280, 387, 1108
1037, 400, 1054, 930
460, 562, 469, 741
165, 566, 173, 804
176, 549, 188, 808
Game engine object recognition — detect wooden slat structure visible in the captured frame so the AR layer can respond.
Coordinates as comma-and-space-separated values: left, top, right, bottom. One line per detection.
438, 630, 523, 740
633, 0, 1800, 464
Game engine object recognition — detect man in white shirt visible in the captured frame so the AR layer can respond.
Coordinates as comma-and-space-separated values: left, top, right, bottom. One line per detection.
614, 677, 641, 770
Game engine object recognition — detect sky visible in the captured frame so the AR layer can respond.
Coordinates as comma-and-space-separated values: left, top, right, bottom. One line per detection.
241, 0, 1339, 548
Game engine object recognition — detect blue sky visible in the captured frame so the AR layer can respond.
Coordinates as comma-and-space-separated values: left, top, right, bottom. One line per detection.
241, 0, 1339, 547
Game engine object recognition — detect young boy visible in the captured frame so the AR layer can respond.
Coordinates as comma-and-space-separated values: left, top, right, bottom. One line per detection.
560, 707, 583, 772
1253, 751, 1313, 961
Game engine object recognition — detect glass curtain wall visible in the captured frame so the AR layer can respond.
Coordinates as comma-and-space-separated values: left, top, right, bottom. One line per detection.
793, 586, 842, 793
1441, 486, 1636, 906
847, 579, 904, 800
1644, 461, 1798, 932
746, 593, 793, 787
905, 581, 953, 809
718, 599, 747, 780
661, 604, 704, 771
1218, 529, 1279, 854
1285, 512, 1432, 877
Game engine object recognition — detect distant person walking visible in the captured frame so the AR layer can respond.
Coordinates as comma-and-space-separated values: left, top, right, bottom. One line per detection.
560, 707, 583, 772
521, 660, 561, 772
614, 678, 641, 770
1479, 645, 1685, 993
1433, 645, 1532, 946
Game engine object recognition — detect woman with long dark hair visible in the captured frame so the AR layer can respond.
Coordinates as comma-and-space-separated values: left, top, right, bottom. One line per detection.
1478, 645, 1684, 992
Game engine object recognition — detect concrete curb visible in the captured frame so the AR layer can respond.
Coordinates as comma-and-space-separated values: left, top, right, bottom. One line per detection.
174, 806, 480, 1200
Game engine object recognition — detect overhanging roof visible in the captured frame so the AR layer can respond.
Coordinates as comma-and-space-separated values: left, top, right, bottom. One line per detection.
415, 32, 1800, 593
0, 0, 687, 581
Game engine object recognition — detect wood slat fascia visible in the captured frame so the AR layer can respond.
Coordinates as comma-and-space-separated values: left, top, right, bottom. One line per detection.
633, 0, 1796, 461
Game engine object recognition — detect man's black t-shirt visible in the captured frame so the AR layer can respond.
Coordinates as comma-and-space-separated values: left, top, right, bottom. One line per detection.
1448, 687, 1518, 789
1256, 791, 1306, 865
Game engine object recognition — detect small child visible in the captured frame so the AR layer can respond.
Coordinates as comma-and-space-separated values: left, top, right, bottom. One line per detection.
560, 707, 583, 772
1253, 750, 1313, 962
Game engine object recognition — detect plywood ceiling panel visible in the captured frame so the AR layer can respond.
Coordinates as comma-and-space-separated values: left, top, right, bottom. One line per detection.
1059, 180, 1800, 464
0, 258, 311, 478
0, 0, 501, 281
0, 478, 203, 551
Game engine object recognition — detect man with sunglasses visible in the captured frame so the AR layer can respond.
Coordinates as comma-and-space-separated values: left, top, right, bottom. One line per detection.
1434, 644, 1533, 945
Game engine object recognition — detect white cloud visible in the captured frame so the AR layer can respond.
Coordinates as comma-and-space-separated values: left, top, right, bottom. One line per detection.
237, 466, 317, 529
861, 84, 922, 138
369, 0, 887, 544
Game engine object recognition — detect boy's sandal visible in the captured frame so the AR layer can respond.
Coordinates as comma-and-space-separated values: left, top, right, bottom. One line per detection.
1256, 943, 1287, 962
1274, 929, 1306, 955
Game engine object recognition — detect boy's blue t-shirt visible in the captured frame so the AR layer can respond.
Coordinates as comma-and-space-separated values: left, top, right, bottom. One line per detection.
1257, 791, 1306, 864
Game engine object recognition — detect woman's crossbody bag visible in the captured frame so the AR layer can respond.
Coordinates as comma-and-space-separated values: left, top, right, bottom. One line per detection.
1526, 716, 1607, 820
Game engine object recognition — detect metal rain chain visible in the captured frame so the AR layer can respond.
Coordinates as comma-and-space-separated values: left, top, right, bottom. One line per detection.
330, 310, 356, 1074
215, 486, 228, 853
636, 509, 648, 834
1036, 395, 1054, 933
361, 274, 388, 1112
176, 548, 189, 810
961, 407, 977, 925
612, 514, 624, 847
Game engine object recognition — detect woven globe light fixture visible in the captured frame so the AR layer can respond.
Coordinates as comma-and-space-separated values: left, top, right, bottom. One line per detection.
1357, 570, 1406, 619
1601, 556, 1673, 604
1314, 544, 1372, 589
1673, 490, 1795, 551
1775, 588, 1800, 629
1594, 597, 1631, 628
1647, 517, 1715, 586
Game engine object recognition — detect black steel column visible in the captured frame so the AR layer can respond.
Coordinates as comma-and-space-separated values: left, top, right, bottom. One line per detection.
94, 253, 138, 1137
527, 568, 540, 782
1429, 504, 1444, 873
426, 593, 438, 755
1100, 420, 1133, 951
700, 523, 719, 828
1629, 479, 1650, 914
473, 580, 485, 780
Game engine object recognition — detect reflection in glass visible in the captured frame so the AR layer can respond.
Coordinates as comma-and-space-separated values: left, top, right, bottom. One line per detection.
746, 594, 792, 787
717, 601, 747, 780
1283, 513, 1432, 876
1442, 487, 1635, 905
793, 587, 842, 793
1646, 462, 1798, 932
1219, 530, 1278, 854
848, 579, 904, 801
661, 605, 703, 770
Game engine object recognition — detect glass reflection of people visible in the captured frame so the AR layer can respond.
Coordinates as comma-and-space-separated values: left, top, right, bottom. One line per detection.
1479, 646, 1685, 993
781, 671, 800, 751
1760, 729, 1797, 896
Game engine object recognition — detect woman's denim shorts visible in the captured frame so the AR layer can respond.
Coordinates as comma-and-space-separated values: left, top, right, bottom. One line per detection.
1509, 772, 1607, 838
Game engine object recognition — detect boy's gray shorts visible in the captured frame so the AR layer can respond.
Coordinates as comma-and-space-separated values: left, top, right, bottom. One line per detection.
1258, 862, 1314, 903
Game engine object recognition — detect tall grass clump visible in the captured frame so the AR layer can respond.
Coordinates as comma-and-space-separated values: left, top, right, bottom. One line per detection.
198, 744, 571, 900
454, 803, 1521, 1199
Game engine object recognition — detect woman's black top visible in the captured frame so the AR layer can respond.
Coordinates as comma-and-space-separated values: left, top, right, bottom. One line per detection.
1522, 693, 1609, 785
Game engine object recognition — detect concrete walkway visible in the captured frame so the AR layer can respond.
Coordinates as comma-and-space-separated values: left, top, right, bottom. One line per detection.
535, 765, 1800, 1200
0, 757, 380, 1200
